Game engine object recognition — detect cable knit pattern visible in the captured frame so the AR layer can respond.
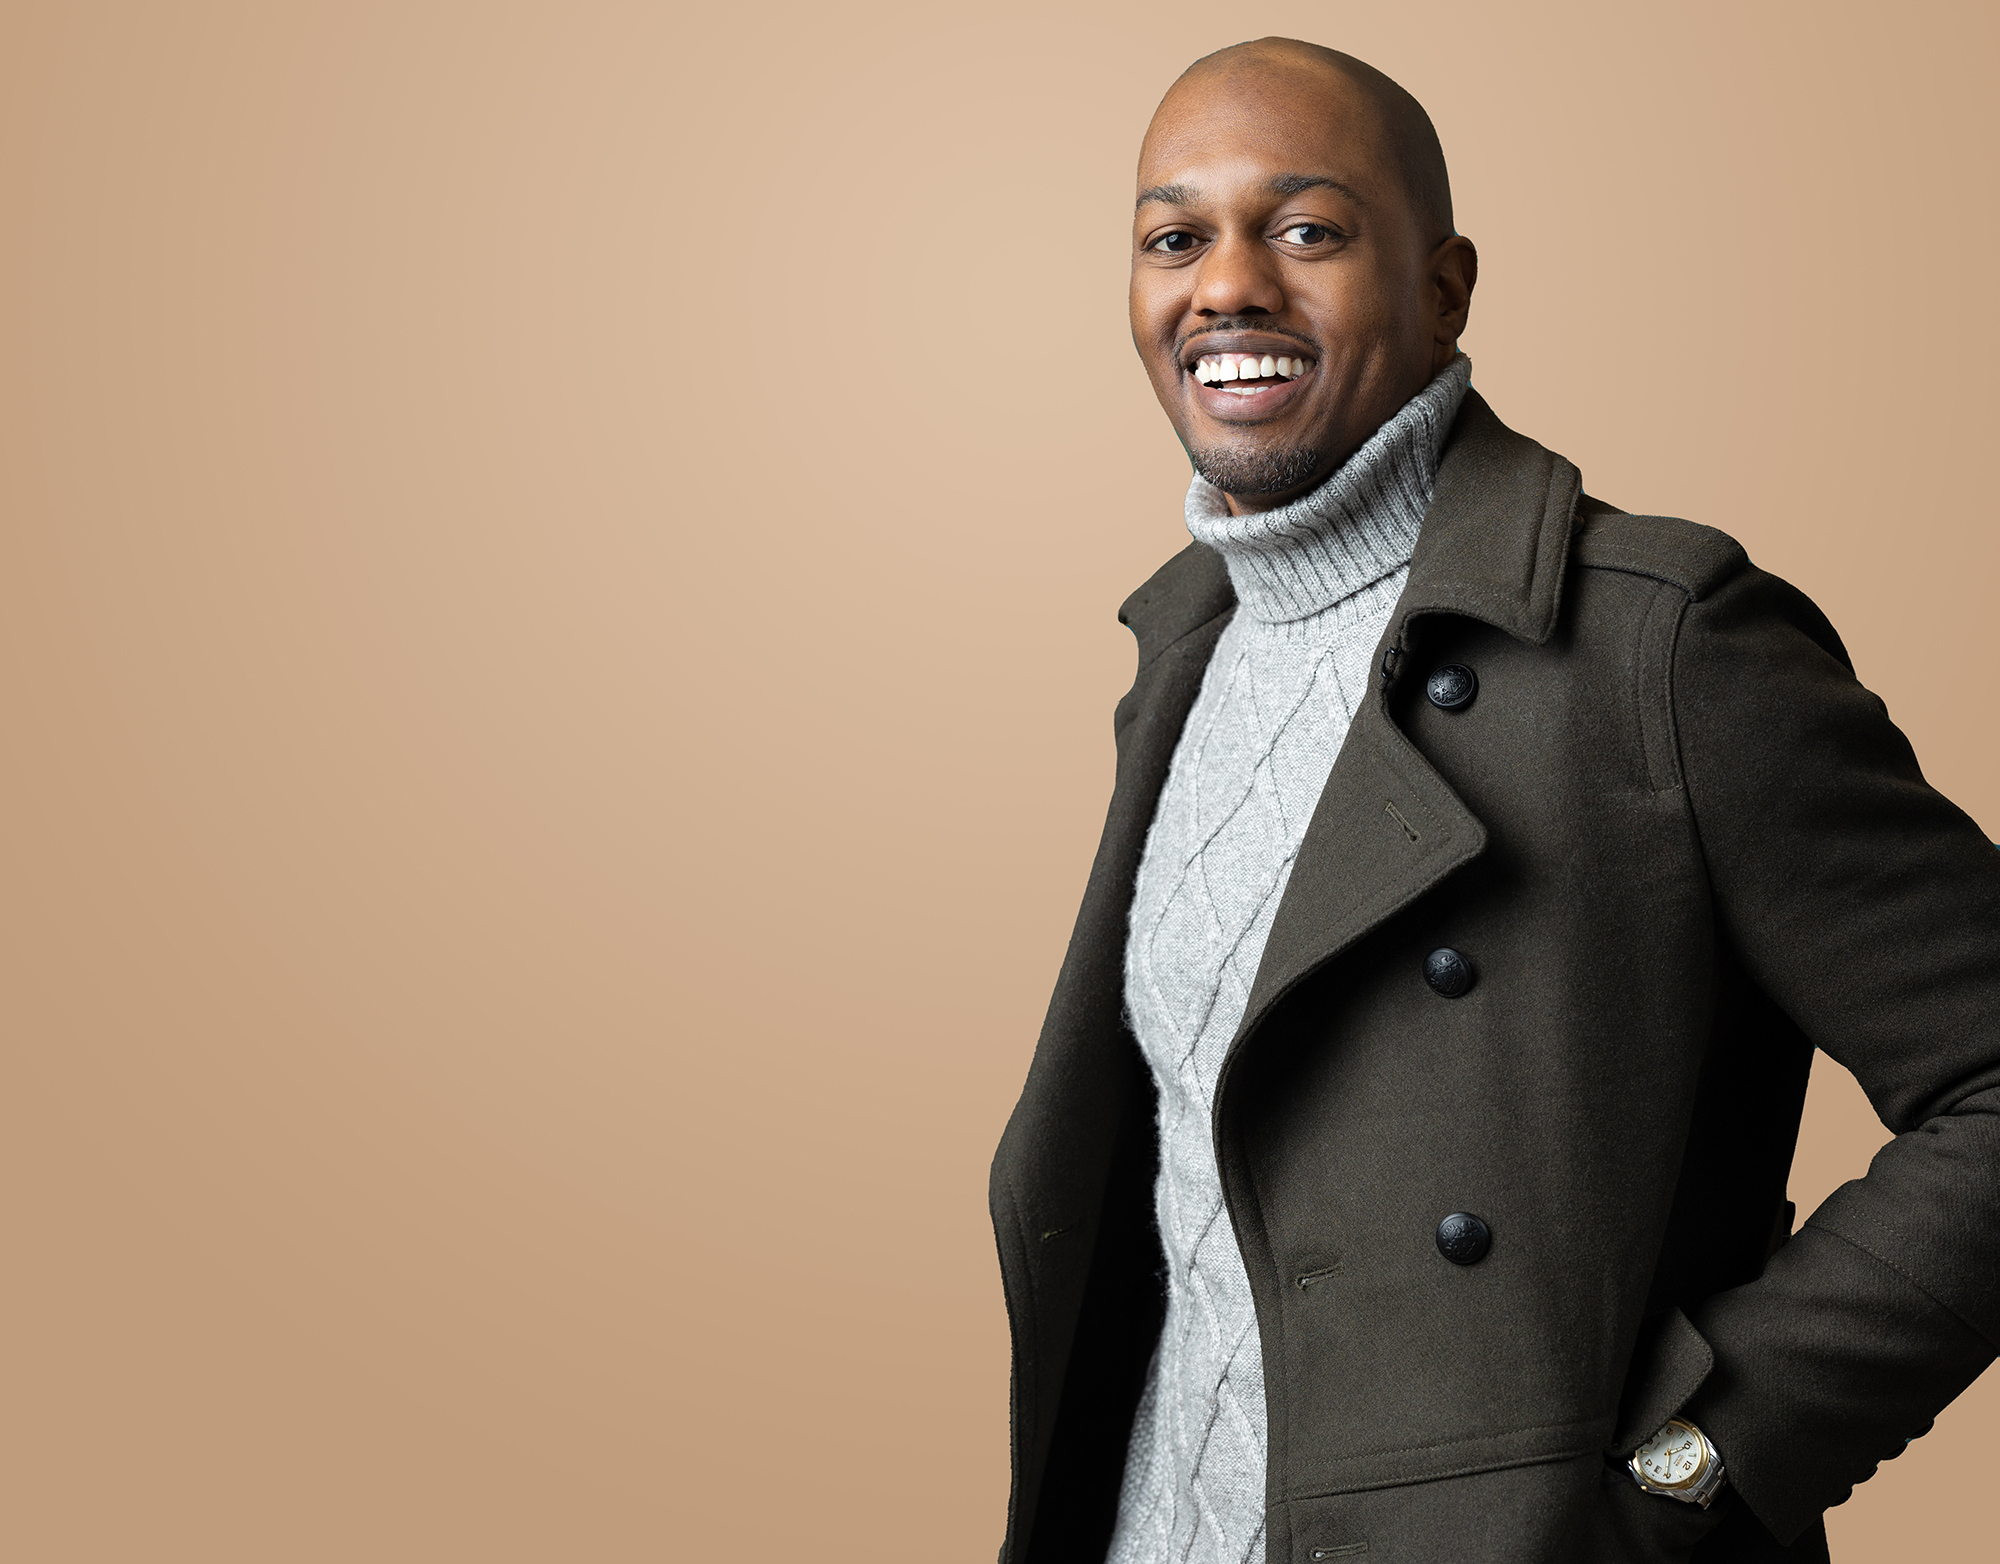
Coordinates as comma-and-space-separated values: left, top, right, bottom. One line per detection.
1104, 355, 1471, 1564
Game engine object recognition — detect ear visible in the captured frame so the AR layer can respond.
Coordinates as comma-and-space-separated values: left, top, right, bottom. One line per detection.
1429, 235, 1478, 368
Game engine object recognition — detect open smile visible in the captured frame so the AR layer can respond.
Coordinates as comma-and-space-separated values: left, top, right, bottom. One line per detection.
1185, 349, 1316, 418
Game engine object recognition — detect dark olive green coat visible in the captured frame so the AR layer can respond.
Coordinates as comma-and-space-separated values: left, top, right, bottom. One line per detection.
990, 393, 2000, 1564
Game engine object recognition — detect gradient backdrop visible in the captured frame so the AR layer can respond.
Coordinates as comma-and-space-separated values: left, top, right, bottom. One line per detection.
3, 2, 1995, 1559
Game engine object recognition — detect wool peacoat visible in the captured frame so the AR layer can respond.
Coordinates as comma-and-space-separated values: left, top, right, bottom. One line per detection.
990, 391, 2000, 1564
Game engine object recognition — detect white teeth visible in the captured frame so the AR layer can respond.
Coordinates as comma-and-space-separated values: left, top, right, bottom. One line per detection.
1191, 351, 1313, 384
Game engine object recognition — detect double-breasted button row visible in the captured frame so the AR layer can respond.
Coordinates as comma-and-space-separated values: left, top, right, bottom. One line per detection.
1421, 665, 1486, 1264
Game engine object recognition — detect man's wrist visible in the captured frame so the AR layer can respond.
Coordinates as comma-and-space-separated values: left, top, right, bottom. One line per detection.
1628, 1417, 1728, 1508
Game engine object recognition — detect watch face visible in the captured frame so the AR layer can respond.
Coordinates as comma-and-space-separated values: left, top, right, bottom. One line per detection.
1636, 1420, 1707, 1489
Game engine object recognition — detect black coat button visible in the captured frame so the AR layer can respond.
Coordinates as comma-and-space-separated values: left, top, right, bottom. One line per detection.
1427, 664, 1477, 710
1436, 1212, 1492, 1265
1424, 947, 1475, 998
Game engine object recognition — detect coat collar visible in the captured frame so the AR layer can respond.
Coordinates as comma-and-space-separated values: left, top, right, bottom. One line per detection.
1396, 388, 1580, 646
1114, 391, 1587, 1062
1116, 389, 1580, 661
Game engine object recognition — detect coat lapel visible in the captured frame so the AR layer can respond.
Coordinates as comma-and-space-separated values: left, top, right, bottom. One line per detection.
1232, 390, 1584, 1045
1111, 537, 1236, 861
1001, 537, 1232, 1231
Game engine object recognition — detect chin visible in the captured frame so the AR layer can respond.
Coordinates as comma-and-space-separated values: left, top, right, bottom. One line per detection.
1188, 440, 1326, 498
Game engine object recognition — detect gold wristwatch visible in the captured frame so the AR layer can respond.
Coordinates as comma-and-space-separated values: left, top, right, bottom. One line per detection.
1628, 1418, 1727, 1508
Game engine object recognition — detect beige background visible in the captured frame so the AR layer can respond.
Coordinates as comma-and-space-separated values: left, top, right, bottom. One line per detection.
2, 2, 1995, 1558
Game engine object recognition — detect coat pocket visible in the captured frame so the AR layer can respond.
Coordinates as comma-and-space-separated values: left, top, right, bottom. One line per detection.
1613, 1307, 1716, 1457
1598, 1308, 1728, 1564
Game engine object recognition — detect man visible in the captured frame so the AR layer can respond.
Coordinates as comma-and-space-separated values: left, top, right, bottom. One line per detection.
990, 38, 2000, 1564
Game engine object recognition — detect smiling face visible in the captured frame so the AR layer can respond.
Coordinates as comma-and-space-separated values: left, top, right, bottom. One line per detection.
1131, 45, 1476, 512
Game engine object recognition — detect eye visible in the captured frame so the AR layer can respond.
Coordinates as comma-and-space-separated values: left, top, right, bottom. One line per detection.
1148, 230, 1200, 254
1279, 222, 1335, 245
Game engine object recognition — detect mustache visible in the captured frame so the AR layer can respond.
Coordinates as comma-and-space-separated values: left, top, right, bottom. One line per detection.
1177, 319, 1322, 358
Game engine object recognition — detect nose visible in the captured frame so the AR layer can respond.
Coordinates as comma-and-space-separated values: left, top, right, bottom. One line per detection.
1191, 231, 1284, 317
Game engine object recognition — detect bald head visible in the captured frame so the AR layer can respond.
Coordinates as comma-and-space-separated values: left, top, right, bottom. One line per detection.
1167, 39, 1453, 245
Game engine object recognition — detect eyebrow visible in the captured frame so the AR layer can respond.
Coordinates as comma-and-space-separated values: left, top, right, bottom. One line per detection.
1135, 172, 1369, 212
1135, 181, 1197, 211
1269, 172, 1368, 205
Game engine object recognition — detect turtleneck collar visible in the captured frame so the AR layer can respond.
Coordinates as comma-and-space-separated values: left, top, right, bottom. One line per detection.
1184, 353, 1472, 624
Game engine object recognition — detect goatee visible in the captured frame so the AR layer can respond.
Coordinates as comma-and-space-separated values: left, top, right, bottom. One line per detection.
1190, 443, 1324, 497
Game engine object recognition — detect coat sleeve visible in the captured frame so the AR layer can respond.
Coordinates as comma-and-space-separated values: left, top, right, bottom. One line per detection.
1668, 560, 2000, 1543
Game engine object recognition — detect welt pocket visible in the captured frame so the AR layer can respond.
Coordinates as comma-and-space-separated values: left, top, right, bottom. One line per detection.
1282, 1415, 1610, 1502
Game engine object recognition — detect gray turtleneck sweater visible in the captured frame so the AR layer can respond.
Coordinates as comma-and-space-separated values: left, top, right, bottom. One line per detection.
1105, 356, 1473, 1564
